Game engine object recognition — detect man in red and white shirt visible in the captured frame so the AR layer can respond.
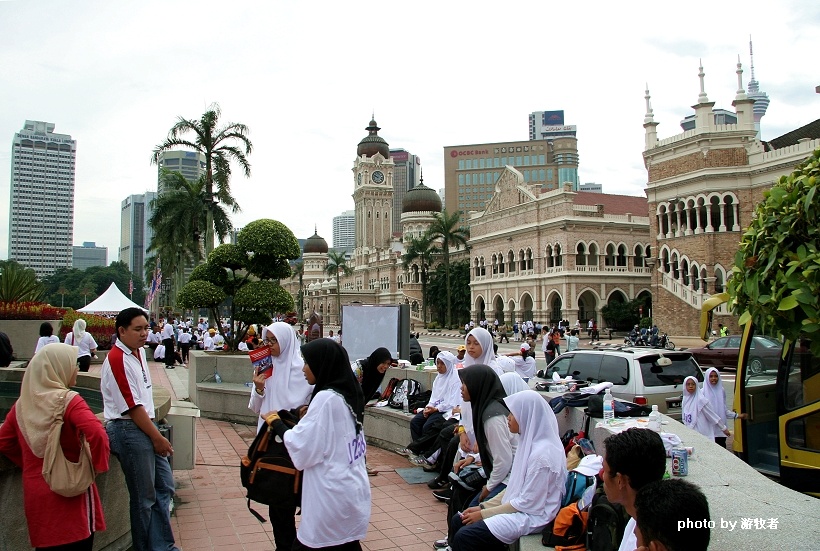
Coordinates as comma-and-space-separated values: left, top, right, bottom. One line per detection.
101, 308, 180, 551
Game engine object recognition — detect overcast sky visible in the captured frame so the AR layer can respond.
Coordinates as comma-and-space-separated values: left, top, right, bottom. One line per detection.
1, 0, 818, 263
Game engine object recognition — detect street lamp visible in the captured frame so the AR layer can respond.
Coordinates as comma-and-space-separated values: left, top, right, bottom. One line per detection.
645, 257, 657, 320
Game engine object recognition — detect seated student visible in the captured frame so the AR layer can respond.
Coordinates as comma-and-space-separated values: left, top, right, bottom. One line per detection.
506, 343, 536, 381
404, 352, 462, 466
428, 346, 441, 360
601, 428, 667, 551
463, 328, 502, 375
634, 479, 711, 551
682, 376, 729, 441
449, 390, 566, 551
154, 343, 166, 362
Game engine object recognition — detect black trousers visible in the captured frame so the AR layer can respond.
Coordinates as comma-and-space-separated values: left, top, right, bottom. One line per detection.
292, 538, 361, 551
77, 355, 91, 373
432, 429, 460, 484
180, 343, 190, 363
449, 515, 506, 551
715, 436, 727, 448
269, 505, 297, 551
162, 338, 174, 366
36, 533, 94, 551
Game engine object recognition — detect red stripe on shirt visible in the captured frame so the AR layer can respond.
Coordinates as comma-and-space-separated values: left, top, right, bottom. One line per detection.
107, 346, 137, 410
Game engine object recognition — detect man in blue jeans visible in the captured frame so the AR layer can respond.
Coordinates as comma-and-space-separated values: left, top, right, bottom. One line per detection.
101, 307, 180, 551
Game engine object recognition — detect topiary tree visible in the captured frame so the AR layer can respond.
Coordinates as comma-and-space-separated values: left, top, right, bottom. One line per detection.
176, 218, 299, 349
728, 147, 820, 356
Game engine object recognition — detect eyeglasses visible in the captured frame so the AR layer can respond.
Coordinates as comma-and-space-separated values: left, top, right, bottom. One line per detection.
263, 337, 278, 347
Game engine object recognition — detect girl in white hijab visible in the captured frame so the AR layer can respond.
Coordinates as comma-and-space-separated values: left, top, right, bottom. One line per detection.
500, 372, 530, 396
682, 375, 728, 440
701, 368, 746, 447
428, 351, 463, 419
250, 322, 314, 431
464, 327, 501, 375
64, 318, 98, 372
452, 390, 566, 549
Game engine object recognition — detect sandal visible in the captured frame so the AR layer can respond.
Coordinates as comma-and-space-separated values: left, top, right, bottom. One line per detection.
366, 465, 379, 476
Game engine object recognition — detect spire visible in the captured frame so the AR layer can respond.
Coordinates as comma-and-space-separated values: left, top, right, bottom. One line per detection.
735, 56, 747, 101
746, 36, 770, 132
697, 60, 709, 104
419, 167, 424, 187
644, 84, 655, 124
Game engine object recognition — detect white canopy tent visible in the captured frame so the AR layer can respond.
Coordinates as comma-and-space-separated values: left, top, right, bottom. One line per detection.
77, 282, 148, 315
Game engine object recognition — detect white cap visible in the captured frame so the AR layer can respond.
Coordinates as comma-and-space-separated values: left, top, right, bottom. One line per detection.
573, 454, 603, 477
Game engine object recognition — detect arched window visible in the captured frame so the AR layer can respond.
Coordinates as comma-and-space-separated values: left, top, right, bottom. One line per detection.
605, 244, 616, 267
634, 245, 645, 268
492, 254, 499, 275
498, 252, 505, 274
691, 265, 699, 291
576, 243, 587, 266
714, 267, 725, 293
546, 245, 554, 268
508, 250, 515, 272
526, 248, 534, 270
724, 195, 736, 230
588, 243, 599, 267
474, 257, 481, 277
519, 249, 526, 271
681, 258, 690, 285
555, 244, 563, 267
617, 245, 627, 267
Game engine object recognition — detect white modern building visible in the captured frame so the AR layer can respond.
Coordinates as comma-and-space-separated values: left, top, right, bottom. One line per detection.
332, 210, 355, 250
8, 120, 76, 277
119, 192, 156, 277
156, 150, 206, 193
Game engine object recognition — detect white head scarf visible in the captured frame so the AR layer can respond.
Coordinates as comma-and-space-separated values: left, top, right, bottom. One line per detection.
463, 327, 501, 374
496, 355, 516, 373
500, 371, 529, 396
682, 375, 714, 436
702, 367, 729, 428
262, 322, 313, 410
16, 343, 79, 457
502, 390, 566, 513
428, 351, 462, 412
72, 318, 87, 344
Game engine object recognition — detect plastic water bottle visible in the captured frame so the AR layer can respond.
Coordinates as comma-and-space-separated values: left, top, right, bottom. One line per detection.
603, 388, 614, 425
648, 405, 661, 432
402, 395, 409, 414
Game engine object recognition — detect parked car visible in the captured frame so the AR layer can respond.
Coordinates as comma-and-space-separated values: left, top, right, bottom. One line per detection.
687, 335, 782, 374
546, 348, 704, 419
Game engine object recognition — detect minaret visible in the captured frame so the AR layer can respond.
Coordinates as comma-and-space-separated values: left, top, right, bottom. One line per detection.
746, 37, 770, 137
692, 61, 715, 133
643, 84, 659, 150
732, 56, 756, 132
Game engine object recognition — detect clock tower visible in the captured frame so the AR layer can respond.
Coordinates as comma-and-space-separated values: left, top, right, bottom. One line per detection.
352, 117, 395, 263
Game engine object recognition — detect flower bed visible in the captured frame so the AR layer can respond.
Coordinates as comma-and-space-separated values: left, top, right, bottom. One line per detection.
0, 301, 66, 320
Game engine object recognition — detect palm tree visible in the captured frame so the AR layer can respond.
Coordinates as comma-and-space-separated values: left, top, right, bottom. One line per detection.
292, 260, 305, 321
148, 171, 233, 307
402, 234, 439, 327
426, 209, 470, 328
325, 250, 352, 325
152, 103, 250, 256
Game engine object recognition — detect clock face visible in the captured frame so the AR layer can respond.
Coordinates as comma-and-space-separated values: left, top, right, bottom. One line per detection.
371, 170, 385, 184
357, 173, 362, 185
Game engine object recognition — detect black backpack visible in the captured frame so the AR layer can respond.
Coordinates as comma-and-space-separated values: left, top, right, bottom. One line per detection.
240, 409, 301, 522
587, 395, 652, 418
388, 378, 422, 409
549, 391, 603, 414
586, 485, 631, 551
379, 377, 401, 401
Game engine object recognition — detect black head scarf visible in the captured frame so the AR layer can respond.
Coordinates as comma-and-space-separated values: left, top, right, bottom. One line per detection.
360, 347, 393, 401
459, 363, 509, 478
301, 338, 365, 433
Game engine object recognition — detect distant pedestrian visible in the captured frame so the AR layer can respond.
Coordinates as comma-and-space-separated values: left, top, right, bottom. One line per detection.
34, 322, 59, 355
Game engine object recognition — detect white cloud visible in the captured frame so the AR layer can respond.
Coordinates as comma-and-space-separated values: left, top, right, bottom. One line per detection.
1, 0, 818, 262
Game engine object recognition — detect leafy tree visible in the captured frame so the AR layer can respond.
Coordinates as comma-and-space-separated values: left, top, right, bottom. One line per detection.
601, 298, 643, 330
292, 260, 304, 321
402, 234, 439, 327
427, 209, 470, 328
729, 147, 820, 355
152, 103, 250, 256
427, 260, 471, 327
325, 250, 353, 324
0, 260, 44, 302
176, 219, 299, 349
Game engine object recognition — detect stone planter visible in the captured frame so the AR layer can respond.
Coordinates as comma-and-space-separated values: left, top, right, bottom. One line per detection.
0, 319, 61, 361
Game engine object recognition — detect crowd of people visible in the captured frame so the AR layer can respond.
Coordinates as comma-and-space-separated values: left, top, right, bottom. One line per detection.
1, 312, 718, 551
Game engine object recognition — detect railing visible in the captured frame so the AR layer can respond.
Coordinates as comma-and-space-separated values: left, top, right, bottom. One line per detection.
660, 273, 728, 314
603, 266, 629, 273
576, 266, 599, 272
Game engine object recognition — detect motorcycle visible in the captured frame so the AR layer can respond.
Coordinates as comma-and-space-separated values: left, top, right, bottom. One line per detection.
657, 332, 675, 350
624, 334, 648, 347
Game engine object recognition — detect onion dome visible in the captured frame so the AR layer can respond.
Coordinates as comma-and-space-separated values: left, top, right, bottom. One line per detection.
303, 226, 328, 254
357, 116, 390, 159
402, 175, 442, 214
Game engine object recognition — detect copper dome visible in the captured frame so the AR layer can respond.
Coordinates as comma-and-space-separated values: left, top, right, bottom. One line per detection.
402, 182, 442, 214
356, 117, 390, 159
303, 230, 329, 254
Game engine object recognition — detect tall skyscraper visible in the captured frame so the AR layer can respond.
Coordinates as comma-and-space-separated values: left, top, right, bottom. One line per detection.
73, 242, 107, 269
119, 192, 156, 278
8, 120, 76, 277
389, 149, 421, 234
332, 210, 355, 249
156, 150, 206, 193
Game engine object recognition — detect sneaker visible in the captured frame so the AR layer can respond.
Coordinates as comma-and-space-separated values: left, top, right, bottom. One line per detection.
432, 488, 452, 503
395, 447, 414, 457
165, 365, 175, 369
409, 456, 433, 467
423, 461, 440, 473
433, 538, 449, 549
427, 478, 448, 490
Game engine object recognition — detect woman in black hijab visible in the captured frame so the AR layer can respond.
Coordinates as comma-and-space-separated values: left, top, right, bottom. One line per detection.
301, 338, 365, 431
458, 364, 516, 506
359, 347, 395, 402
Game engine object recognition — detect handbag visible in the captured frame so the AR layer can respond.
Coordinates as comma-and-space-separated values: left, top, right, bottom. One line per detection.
41, 390, 96, 497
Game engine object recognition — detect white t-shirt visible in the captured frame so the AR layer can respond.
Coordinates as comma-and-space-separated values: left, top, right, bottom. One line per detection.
34, 335, 60, 354
178, 332, 191, 344
618, 517, 637, 551
284, 390, 370, 547
513, 356, 537, 379
101, 340, 155, 420
65, 332, 98, 358
203, 335, 215, 351
154, 344, 166, 361
146, 331, 161, 344
161, 324, 174, 340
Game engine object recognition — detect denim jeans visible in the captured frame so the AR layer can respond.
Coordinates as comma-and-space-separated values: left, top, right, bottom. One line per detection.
468, 482, 506, 508
107, 420, 178, 551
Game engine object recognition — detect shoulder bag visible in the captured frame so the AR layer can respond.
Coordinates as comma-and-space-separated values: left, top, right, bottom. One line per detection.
41, 390, 96, 497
